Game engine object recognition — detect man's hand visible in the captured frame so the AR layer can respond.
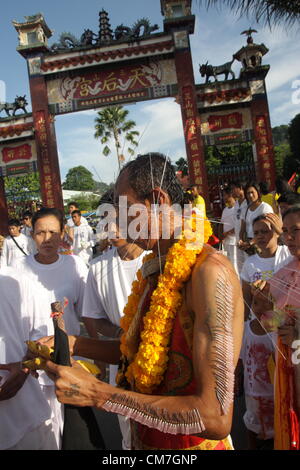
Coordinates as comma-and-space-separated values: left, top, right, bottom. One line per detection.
34, 335, 77, 357
44, 360, 109, 407
0, 362, 29, 401
264, 213, 283, 235
238, 240, 250, 251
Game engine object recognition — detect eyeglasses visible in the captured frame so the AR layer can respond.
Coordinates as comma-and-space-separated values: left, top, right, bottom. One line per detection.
236, 209, 241, 220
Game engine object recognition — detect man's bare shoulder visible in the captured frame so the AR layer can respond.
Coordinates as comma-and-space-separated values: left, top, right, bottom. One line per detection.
192, 244, 236, 282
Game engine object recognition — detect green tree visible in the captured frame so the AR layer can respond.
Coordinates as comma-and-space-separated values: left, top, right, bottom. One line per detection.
63, 166, 96, 191
65, 193, 100, 212
272, 125, 289, 146
4, 172, 40, 198
284, 113, 300, 178
94, 106, 139, 171
174, 157, 189, 176
199, 1, 300, 26
274, 143, 291, 177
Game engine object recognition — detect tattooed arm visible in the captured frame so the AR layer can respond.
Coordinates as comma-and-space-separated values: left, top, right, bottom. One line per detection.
45, 251, 244, 440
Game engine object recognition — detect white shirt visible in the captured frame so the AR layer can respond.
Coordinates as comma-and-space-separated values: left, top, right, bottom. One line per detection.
82, 247, 148, 385
240, 321, 276, 397
221, 206, 236, 245
0, 234, 33, 269
18, 254, 88, 337
240, 245, 292, 283
67, 215, 88, 228
21, 226, 32, 237
0, 268, 52, 449
244, 202, 274, 239
233, 199, 247, 240
73, 223, 95, 265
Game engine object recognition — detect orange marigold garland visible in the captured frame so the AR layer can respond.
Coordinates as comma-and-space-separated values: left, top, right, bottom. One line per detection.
117, 215, 213, 394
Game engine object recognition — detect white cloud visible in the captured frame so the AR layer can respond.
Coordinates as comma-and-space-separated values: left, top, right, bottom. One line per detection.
56, 98, 186, 184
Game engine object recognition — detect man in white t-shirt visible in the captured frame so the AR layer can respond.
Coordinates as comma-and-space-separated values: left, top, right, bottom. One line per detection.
231, 182, 248, 274
67, 202, 88, 228
82, 237, 149, 450
0, 268, 57, 450
0, 219, 34, 269
72, 210, 95, 266
220, 189, 238, 274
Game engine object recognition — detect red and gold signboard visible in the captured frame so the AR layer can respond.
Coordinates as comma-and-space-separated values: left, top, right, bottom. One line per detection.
255, 115, 274, 187
2, 144, 32, 163
208, 112, 243, 133
181, 85, 206, 192
35, 111, 56, 207
47, 59, 177, 114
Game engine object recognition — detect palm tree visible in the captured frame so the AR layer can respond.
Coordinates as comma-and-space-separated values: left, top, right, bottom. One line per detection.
199, 0, 300, 26
94, 106, 140, 171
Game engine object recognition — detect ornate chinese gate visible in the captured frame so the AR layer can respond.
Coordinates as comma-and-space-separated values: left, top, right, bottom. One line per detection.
10, 0, 208, 213
197, 28, 276, 203
0, 1, 276, 234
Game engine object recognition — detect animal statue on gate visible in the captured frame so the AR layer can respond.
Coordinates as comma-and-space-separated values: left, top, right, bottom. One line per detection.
199, 59, 235, 83
0, 95, 28, 118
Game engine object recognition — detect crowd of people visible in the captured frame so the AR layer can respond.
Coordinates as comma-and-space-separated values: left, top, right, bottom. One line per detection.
0, 154, 299, 451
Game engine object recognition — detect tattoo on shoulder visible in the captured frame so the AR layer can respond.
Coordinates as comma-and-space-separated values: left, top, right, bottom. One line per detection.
64, 383, 80, 397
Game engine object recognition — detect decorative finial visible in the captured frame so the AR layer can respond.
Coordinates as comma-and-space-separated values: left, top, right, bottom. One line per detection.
241, 28, 258, 44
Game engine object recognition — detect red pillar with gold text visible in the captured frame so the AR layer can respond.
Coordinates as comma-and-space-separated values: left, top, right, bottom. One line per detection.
29, 74, 63, 211
250, 94, 276, 190
0, 177, 9, 236
173, 34, 209, 203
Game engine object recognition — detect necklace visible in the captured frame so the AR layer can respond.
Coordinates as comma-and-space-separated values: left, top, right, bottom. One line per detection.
117, 215, 213, 394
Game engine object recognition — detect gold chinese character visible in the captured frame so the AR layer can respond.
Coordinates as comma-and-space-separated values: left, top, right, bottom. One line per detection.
228, 116, 237, 126
128, 68, 149, 88
257, 118, 265, 128
7, 150, 14, 160
188, 119, 196, 135
102, 72, 119, 92
79, 78, 93, 97
195, 177, 203, 185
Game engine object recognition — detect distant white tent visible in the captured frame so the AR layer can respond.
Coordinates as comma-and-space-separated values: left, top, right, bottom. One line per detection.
62, 190, 99, 203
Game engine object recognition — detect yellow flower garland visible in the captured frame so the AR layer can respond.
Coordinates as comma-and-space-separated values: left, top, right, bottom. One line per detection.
118, 215, 213, 394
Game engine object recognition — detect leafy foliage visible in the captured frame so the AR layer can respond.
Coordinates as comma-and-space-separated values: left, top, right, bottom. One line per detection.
199, 0, 300, 26
94, 106, 139, 170
65, 193, 100, 212
4, 172, 40, 198
63, 166, 97, 191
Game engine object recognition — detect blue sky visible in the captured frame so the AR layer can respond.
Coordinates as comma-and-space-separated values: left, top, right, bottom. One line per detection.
1, 0, 300, 185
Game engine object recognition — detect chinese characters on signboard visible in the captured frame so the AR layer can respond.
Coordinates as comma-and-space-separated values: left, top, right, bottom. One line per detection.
2, 144, 32, 163
35, 111, 55, 207
182, 85, 205, 192
207, 112, 243, 133
255, 115, 274, 187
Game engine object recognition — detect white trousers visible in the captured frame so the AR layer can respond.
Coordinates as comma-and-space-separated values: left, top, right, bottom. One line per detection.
41, 385, 64, 449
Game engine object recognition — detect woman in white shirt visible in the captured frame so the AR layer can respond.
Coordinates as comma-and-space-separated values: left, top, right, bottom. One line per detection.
239, 182, 273, 253
18, 207, 88, 448
241, 213, 292, 320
